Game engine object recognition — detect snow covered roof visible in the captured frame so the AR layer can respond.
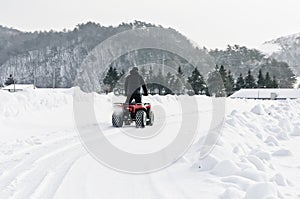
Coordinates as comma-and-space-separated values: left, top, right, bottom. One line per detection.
1, 84, 34, 91
230, 88, 300, 99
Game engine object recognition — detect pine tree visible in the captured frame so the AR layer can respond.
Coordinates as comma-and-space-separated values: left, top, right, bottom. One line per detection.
245, 69, 256, 88
235, 73, 245, 90
156, 68, 165, 83
154, 68, 165, 94
177, 66, 184, 79
219, 65, 227, 83
265, 72, 273, 88
103, 66, 119, 92
148, 66, 154, 82
225, 70, 234, 95
169, 74, 176, 93
5, 74, 15, 86
176, 66, 185, 94
165, 72, 172, 88
257, 69, 265, 88
164, 72, 173, 94
271, 76, 279, 88
187, 67, 206, 94
173, 77, 183, 95
206, 70, 226, 97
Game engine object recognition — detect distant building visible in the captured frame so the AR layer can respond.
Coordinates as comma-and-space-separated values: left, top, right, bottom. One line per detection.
230, 88, 300, 100
1, 84, 35, 92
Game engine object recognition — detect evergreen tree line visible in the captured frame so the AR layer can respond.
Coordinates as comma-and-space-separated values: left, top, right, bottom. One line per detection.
102, 65, 280, 96
214, 65, 279, 96
209, 45, 296, 88
102, 65, 207, 95
234, 68, 279, 90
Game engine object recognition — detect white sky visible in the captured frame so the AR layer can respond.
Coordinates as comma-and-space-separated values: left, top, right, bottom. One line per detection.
1, 0, 300, 49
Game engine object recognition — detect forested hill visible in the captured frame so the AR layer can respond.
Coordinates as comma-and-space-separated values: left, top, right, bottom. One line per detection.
0, 21, 296, 90
0, 21, 214, 90
209, 45, 296, 88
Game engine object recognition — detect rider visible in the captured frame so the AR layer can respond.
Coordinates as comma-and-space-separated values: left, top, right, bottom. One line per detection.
124, 67, 148, 103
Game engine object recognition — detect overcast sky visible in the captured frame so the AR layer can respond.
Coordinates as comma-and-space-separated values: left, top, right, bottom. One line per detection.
1, 0, 300, 49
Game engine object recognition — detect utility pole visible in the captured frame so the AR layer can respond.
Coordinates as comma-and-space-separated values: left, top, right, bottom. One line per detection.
33, 65, 36, 89
13, 61, 16, 92
52, 68, 56, 89
162, 54, 165, 76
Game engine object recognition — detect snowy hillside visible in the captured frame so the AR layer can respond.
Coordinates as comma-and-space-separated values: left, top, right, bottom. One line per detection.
260, 32, 300, 54
0, 22, 214, 90
1, 88, 300, 198
260, 33, 300, 77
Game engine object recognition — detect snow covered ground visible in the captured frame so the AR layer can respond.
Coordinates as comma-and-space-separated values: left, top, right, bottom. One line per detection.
1, 88, 300, 198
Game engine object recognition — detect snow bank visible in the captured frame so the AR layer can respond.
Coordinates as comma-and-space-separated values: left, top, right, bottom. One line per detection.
192, 98, 300, 198
0, 88, 72, 117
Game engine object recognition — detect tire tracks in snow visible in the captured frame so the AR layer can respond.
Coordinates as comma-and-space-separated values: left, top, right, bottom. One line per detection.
0, 108, 213, 199
0, 132, 86, 199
